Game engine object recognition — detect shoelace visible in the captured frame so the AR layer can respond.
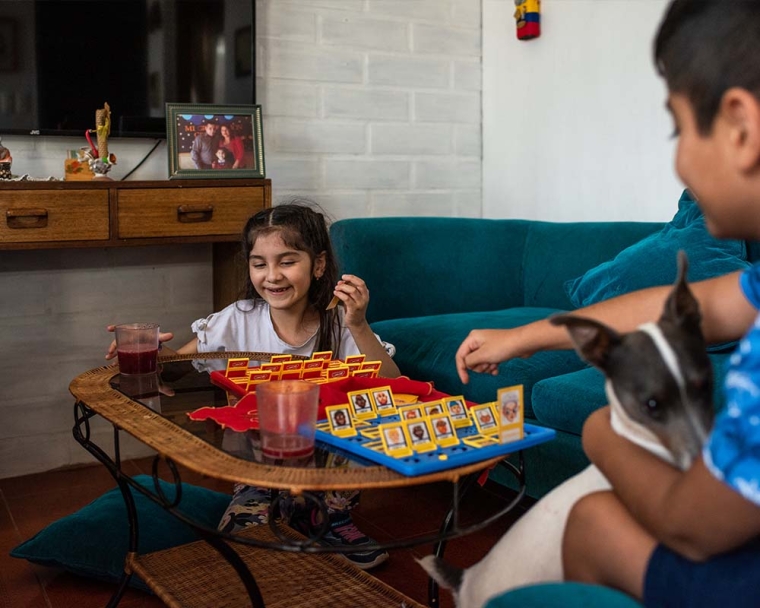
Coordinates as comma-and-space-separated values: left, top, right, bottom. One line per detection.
332, 522, 366, 543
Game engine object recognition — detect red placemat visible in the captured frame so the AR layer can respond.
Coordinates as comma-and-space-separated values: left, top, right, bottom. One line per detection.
189, 376, 471, 432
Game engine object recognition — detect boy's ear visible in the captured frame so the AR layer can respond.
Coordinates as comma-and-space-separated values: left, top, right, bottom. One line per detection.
313, 251, 327, 279
720, 87, 760, 172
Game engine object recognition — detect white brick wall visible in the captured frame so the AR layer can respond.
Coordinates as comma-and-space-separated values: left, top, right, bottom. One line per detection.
0, 0, 482, 479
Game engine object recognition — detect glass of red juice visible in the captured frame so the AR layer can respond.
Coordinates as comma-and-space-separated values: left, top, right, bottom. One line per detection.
114, 323, 160, 375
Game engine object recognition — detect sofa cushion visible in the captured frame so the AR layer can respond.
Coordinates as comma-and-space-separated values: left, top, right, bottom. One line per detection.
372, 307, 587, 417
531, 367, 608, 435
564, 190, 750, 310
532, 353, 732, 436
10, 475, 231, 592
331, 217, 531, 324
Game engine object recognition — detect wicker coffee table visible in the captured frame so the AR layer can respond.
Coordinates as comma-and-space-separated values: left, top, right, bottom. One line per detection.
70, 353, 542, 608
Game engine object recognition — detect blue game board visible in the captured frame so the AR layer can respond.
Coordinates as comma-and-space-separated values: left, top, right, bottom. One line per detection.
315, 419, 555, 477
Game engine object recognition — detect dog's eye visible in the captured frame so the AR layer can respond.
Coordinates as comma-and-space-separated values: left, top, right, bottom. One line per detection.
646, 398, 659, 411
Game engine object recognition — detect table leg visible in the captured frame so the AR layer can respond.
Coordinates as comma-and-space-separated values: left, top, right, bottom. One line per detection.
426, 451, 527, 607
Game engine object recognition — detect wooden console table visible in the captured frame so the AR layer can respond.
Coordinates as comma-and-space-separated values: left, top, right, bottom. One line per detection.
0, 179, 271, 309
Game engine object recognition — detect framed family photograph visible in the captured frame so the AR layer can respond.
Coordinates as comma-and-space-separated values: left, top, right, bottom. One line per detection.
166, 103, 265, 179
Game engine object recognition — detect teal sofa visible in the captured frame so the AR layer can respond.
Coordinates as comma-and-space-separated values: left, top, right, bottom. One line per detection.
330, 213, 750, 499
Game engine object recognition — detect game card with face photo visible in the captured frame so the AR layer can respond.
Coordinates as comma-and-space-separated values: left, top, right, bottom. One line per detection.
497, 385, 524, 443
379, 422, 413, 457
471, 403, 499, 435
422, 400, 445, 417
325, 405, 357, 438
370, 386, 397, 416
397, 405, 424, 421
405, 418, 436, 453
443, 396, 471, 427
347, 389, 376, 419
429, 413, 459, 448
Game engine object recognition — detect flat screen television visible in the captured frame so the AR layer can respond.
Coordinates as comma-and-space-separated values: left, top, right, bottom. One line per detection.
0, 0, 255, 138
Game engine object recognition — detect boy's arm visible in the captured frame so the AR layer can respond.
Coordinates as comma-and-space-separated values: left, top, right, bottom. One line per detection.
584, 407, 760, 561
456, 270, 753, 383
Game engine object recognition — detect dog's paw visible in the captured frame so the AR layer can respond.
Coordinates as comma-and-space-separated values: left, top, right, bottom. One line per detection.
416, 555, 464, 591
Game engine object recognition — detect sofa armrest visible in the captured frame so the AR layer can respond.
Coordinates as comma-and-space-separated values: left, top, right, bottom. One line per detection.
330, 217, 531, 323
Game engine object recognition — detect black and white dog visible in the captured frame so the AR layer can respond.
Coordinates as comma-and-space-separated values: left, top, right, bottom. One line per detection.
419, 252, 714, 607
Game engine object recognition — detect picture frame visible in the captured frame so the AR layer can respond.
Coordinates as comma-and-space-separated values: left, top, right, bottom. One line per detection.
166, 103, 265, 180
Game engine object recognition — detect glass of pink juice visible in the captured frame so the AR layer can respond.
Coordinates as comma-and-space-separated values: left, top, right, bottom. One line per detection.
256, 380, 320, 459
115, 323, 160, 375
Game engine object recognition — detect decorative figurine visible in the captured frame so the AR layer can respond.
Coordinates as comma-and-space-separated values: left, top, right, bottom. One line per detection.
0, 137, 12, 179
514, 0, 541, 40
82, 102, 117, 179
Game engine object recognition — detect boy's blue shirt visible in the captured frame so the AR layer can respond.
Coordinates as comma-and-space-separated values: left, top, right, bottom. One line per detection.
704, 263, 760, 506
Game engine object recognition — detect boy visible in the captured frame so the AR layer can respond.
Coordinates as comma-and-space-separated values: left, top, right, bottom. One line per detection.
455, 1, 760, 605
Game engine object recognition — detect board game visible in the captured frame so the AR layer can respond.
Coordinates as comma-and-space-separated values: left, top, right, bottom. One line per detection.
315, 420, 555, 477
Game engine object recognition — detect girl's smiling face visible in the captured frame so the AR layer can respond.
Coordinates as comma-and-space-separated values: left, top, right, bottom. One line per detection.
248, 231, 324, 313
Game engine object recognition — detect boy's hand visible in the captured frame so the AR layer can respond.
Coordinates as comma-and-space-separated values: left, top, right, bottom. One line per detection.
105, 324, 174, 361
331, 274, 369, 329
455, 328, 532, 384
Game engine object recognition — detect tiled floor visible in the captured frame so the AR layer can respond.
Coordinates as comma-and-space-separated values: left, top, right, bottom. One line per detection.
0, 458, 534, 608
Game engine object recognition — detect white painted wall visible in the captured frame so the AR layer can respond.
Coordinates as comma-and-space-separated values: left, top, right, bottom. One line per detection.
0, 0, 483, 479
483, 0, 683, 221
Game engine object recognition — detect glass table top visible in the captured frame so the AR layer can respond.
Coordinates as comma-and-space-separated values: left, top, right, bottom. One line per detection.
109, 358, 374, 470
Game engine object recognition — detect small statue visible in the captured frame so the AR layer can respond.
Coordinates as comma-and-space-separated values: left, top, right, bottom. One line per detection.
514, 0, 541, 40
83, 102, 117, 179
0, 137, 12, 179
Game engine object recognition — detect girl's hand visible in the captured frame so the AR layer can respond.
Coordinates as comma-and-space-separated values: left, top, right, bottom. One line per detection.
105, 324, 175, 361
332, 274, 370, 329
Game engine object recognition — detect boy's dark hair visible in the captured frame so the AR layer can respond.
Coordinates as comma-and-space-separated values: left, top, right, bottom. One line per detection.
240, 200, 341, 354
654, 0, 760, 134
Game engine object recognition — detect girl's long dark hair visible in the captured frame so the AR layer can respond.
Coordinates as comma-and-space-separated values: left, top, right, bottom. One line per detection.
239, 201, 341, 354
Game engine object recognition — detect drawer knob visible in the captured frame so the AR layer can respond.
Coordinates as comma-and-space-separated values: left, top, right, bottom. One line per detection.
6, 208, 49, 229
177, 204, 214, 223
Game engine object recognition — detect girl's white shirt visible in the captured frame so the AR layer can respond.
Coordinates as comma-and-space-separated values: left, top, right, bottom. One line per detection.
191, 299, 394, 360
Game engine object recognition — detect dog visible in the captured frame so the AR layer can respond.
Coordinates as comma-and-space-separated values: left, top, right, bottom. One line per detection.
419, 251, 715, 608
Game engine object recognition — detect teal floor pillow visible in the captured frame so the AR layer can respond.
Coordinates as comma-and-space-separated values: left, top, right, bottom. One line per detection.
10, 474, 231, 592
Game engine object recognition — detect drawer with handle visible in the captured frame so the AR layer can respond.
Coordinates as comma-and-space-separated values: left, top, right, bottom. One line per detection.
117, 187, 266, 239
1, 190, 109, 243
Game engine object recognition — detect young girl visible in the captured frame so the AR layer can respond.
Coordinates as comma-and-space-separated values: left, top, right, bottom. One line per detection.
106, 201, 399, 570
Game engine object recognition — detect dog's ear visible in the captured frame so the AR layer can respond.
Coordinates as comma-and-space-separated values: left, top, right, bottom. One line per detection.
550, 314, 621, 371
660, 250, 702, 330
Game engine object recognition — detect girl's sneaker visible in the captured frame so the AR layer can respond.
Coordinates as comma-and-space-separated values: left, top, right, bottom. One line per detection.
290, 509, 389, 570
